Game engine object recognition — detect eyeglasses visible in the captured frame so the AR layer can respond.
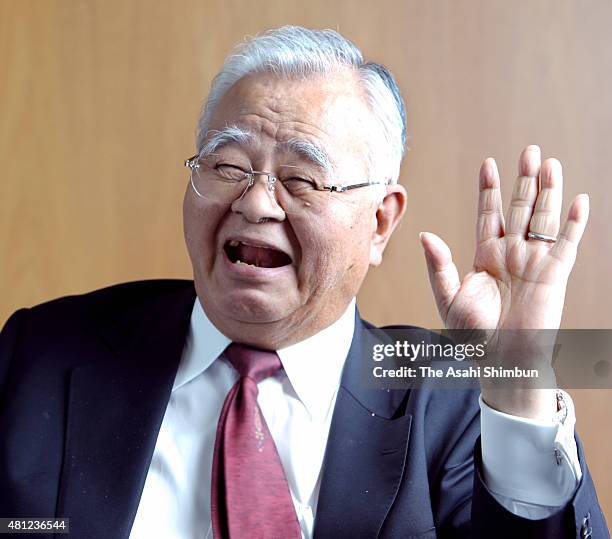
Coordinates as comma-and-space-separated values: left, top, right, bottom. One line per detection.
184, 153, 390, 215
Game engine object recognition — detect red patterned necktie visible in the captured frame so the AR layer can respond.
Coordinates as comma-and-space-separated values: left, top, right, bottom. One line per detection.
211, 343, 301, 539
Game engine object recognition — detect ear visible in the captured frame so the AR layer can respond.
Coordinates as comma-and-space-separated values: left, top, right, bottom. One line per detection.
369, 184, 407, 266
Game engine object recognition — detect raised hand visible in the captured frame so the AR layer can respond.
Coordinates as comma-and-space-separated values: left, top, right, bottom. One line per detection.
419, 145, 589, 417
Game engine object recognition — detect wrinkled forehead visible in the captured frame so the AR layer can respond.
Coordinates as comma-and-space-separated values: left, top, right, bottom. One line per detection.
203, 70, 376, 177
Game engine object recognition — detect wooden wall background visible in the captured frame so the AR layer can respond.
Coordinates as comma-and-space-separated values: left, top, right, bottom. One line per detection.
1, 0, 611, 522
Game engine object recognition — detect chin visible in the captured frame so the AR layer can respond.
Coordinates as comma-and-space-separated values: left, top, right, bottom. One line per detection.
216, 289, 297, 326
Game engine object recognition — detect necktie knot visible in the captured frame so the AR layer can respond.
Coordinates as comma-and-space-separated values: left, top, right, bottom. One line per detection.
224, 342, 282, 383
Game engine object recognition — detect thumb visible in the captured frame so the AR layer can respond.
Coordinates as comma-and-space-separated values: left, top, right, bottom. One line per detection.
419, 232, 461, 321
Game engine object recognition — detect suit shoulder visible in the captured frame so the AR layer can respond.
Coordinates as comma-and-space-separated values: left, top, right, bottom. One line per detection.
9, 279, 194, 330
33, 279, 191, 311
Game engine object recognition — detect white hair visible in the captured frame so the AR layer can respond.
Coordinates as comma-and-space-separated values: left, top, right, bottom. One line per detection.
196, 26, 407, 186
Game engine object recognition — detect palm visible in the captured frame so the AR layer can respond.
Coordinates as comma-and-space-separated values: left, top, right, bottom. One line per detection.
422, 146, 589, 334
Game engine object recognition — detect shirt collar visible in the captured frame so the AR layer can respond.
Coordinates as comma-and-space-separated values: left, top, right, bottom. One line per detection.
276, 300, 355, 418
172, 299, 231, 391
174, 297, 356, 418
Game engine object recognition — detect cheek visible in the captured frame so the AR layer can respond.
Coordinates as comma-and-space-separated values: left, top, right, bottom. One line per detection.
339, 214, 377, 281
183, 195, 225, 270
294, 211, 372, 290
290, 220, 335, 292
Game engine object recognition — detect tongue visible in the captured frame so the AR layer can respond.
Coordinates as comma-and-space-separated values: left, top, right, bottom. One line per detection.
237, 244, 287, 268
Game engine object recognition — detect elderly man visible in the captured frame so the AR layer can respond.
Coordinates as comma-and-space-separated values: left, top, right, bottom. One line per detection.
0, 26, 607, 539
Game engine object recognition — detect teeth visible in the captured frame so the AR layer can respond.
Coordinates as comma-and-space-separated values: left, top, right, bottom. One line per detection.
235, 259, 256, 267
229, 240, 240, 247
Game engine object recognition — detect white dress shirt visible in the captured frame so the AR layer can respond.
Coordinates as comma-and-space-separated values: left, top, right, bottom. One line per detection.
129, 298, 581, 538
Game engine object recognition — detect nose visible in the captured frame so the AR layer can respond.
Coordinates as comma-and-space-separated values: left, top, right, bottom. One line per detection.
231, 173, 286, 223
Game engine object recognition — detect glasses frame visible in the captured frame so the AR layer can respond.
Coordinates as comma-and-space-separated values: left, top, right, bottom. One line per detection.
184, 154, 391, 199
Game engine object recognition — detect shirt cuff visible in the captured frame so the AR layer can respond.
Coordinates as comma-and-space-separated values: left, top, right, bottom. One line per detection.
479, 390, 581, 515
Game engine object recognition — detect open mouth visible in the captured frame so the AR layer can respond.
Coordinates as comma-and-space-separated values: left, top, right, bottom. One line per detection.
224, 240, 292, 269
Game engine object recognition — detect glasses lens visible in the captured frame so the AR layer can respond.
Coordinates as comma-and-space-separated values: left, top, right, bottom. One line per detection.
190, 154, 250, 203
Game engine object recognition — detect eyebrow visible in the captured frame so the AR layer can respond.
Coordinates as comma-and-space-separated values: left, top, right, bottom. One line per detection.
200, 125, 255, 155
278, 138, 335, 178
200, 125, 335, 177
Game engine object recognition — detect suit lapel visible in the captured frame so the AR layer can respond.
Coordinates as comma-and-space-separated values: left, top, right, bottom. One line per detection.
55, 284, 196, 539
314, 314, 412, 538
54, 287, 410, 538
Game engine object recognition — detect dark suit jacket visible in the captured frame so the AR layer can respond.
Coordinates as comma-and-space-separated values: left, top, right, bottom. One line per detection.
0, 280, 608, 538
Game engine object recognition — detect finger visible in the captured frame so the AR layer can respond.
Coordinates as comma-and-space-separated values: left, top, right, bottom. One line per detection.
477, 158, 505, 244
550, 194, 589, 267
506, 145, 541, 237
528, 158, 562, 240
420, 232, 461, 320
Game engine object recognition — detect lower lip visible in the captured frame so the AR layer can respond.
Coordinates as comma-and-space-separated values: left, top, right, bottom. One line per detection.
221, 247, 294, 282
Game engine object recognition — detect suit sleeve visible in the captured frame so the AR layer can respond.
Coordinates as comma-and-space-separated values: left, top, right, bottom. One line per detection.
470, 434, 609, 538
0, 309, 28, 404
425, 387, 609, 538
